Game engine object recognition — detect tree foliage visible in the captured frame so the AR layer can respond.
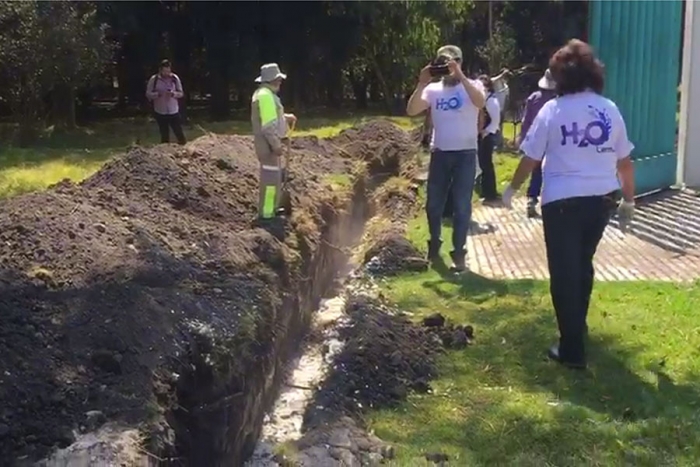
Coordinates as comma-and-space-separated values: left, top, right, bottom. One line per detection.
0, 0, 589, 141
0, 0, 110, 142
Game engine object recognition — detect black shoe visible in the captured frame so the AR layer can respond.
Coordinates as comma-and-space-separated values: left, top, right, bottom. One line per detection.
449, 249, 467, 272
427, 240, 442, 262
547, 345, 586, 370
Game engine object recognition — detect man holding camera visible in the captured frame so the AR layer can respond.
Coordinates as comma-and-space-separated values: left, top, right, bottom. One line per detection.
407, 45, 486, 272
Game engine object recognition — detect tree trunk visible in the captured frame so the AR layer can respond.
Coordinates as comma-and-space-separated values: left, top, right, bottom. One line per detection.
51, 83, 76, 130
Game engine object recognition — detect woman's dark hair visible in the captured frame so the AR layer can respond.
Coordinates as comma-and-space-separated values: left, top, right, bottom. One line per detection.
159, 59, 171, 70
478, 74, 494, 93
549, 39, 604, 95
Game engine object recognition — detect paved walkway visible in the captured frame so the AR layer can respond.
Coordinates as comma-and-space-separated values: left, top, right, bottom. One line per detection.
467, 190, 700, 281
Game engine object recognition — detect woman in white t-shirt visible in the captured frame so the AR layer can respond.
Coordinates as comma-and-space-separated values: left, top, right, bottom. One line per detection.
501, 39, 636, 369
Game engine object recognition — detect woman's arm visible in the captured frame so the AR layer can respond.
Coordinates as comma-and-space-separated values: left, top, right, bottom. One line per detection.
173, 75, 184, 99
617, 157, 635, 202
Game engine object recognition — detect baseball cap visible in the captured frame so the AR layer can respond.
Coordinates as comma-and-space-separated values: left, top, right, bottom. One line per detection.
436, 45, 463, 62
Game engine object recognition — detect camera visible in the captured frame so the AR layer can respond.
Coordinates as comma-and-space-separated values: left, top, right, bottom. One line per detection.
429, 55, 451, 77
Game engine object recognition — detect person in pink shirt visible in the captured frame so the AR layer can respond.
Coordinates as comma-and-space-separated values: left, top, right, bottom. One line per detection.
146, 59, 187, 145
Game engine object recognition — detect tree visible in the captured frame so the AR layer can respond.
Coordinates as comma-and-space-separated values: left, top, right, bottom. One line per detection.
476, 20, 517, 75
0, 0, 110, 143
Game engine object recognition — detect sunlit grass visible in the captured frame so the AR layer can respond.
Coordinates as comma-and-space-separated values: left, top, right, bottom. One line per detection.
367, 274, 700, 466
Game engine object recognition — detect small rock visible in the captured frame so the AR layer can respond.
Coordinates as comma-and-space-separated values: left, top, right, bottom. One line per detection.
381, 445, 396, 460
0, 423, 10, 438
212, 288, 223, 294
423, 313, 445, 328
67, 231, 76, 240
85, 410, 106, 431
93, 223, 106, 233
215, 158, 234, 171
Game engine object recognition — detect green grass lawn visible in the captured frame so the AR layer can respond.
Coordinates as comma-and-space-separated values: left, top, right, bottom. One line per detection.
364, 154, 700, 466
368, 276, 700, 466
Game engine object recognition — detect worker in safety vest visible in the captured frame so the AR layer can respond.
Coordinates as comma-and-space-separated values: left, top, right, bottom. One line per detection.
251, 63, 297, 219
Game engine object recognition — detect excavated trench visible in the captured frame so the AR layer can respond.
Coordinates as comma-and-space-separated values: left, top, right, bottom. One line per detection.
2, 121, 417, 467
168, 175, 376, 466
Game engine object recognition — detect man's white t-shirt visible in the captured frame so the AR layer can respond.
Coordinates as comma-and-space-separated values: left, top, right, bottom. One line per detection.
492, 77, 509, 112
519, 91, 634, 205
421, 79, 485, 151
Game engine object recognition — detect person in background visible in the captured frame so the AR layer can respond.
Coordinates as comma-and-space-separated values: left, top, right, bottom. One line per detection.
406, 45, 485, 272
146, 59, 187, 145
518, 68, 557, 218
491, 68, 511, 148
251, 63, 297, 220
477, 74, 502, 205
501, 39, 635, 369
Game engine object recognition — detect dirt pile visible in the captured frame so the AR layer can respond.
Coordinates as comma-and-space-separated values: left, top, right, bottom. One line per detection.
0, 122, 416, 464
363, 231, 428, 276
303, 294, 441, 427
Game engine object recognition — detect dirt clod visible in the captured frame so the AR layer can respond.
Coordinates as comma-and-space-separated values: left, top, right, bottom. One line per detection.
423, 313, 446, 328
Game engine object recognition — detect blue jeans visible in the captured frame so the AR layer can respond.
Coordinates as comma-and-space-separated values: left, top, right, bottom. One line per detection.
527, 163, 543, 201
426, 149, 477, 253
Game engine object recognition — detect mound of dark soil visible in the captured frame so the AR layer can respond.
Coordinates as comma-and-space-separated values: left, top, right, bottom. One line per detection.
331, 120, 418, 175
304, 294, 441, 428
0, 122, 408, 463
363, 231, 428, 276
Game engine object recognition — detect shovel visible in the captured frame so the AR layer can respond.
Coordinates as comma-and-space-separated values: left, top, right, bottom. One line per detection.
279, 119, 297, 215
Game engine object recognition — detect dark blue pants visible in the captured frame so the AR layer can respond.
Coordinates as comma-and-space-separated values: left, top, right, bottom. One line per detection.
542, 193, 616, 363
426, 149, 477, 253
527, 163, 543, 201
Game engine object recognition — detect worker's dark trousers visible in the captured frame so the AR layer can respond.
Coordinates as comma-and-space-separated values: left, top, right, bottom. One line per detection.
542, 193, 616, 364
426, 149, 476, 254
527, 163, 543, 202
155, 112, 187, 145
258, 153, 283, 219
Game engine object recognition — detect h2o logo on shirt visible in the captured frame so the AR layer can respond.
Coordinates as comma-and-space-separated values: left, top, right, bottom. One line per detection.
435, 93, 464, 112
559, 105, 615, 153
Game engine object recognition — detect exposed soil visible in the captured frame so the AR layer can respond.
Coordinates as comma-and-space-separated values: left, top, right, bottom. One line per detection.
0, 120, 417, 465
363, 231, 428, 276
302, 294, 442, 428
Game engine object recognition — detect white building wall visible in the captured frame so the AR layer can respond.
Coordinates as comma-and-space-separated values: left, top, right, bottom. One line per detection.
678, 0, 700, 187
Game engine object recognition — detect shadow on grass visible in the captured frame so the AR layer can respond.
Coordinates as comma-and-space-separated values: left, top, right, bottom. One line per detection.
376, 272, 700, 464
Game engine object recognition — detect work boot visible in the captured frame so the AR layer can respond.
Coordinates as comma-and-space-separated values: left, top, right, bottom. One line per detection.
527, 198, 539, 218
427, 240, 442, 262
449, 249, 467, 273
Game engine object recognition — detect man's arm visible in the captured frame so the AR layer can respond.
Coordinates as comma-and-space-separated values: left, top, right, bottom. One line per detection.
406, 84, 430, 116
449, 61, 485, 108
407, 65, 433, 116
256, 93, 283, 154
483, 97, 501, 135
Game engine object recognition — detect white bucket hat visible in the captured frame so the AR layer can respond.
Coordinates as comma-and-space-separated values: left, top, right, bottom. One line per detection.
538, 68, 556, 90
255, 63, 287, 83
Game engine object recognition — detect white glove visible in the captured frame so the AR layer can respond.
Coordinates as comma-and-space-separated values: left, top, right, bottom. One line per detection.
617, 200, 635, 233
502, 185, 515, 210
